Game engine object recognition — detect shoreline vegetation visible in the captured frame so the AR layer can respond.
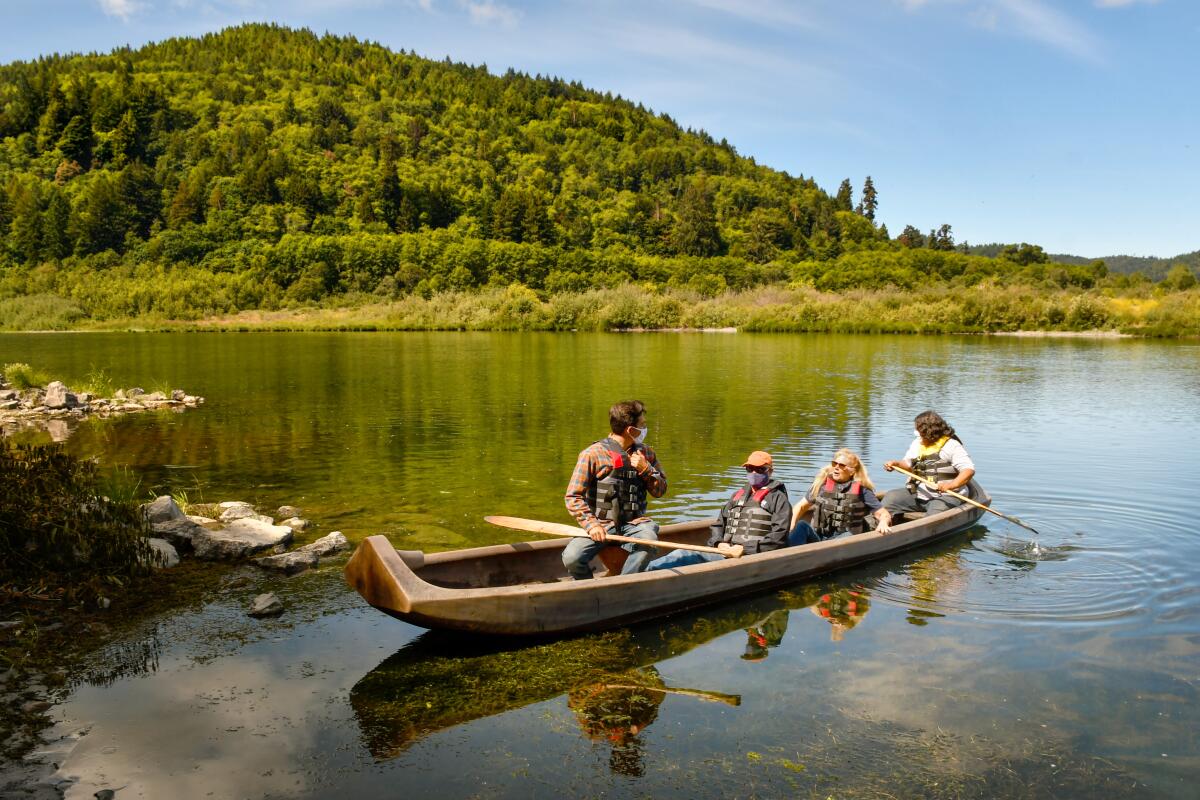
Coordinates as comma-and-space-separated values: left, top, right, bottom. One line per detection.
2, 282, 1195, 337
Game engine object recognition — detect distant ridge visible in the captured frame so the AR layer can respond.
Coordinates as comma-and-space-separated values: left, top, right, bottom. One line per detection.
968, 245, 1200, 281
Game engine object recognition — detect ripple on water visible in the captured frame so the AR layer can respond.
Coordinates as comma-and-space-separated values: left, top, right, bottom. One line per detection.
861, 502, 1191, 630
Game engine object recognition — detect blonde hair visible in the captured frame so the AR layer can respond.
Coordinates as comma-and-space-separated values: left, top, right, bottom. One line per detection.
808, 448, 875, 495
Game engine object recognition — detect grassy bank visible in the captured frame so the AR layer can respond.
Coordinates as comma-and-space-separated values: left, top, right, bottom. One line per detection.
3, 283, 1197, 337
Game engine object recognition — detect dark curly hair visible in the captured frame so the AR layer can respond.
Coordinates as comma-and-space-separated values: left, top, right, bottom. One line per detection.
609, 400, 646, 434
914, 410, 961, 445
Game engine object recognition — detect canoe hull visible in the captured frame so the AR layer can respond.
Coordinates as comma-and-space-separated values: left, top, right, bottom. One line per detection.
345, 490, 988, 636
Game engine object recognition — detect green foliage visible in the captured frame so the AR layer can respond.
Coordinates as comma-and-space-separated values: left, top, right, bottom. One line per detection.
0, 293, 84, 330
0, 24, 848, 270
0, 442, 156, 602
3, 361, 51, 388
1161, 264, 1197, 291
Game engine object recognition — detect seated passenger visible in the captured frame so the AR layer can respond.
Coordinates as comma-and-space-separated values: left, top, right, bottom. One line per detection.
646, 450, 792, 571
882, 410, 976, 517
789, 449, 892, 544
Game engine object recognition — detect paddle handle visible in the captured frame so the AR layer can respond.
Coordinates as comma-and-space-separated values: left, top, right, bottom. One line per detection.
485, 515, 736, 558
891, 465, 985, 510
890, 465, 1038, 534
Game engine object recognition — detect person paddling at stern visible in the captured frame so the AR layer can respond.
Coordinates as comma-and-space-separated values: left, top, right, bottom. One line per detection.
882, 410, 976, 518
646, 451, 792, 571
563, 400, 668, 579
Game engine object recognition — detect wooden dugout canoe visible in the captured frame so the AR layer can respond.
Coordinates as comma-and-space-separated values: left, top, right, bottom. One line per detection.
344, 485, 990, 636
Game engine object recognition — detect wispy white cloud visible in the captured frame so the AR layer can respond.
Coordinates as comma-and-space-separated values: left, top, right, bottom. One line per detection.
989, 0, 1102, 62
460, 0, 519, 28
1095, 0, 1160, 7
896, 0, 1104, 63
678, 0, 820, 30
98, 0, 143, 18
614, 22, 830, 80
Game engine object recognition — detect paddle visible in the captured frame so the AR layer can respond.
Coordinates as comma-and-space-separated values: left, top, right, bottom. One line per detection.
596, 683, 741, 706
484, 515, 739, 558
890, 465, 1041, 535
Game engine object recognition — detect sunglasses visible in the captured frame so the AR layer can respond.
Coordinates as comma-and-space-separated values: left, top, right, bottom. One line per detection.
745, 465, 769, 474
831, 461, 855, 470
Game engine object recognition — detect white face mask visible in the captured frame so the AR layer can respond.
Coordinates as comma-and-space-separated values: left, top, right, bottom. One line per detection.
633, 425, 648, 445
913, 429, 921, 438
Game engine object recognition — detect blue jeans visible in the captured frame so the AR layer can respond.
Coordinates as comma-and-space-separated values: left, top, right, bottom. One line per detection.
648, 525, 813, 572
562, 519, 660, 579
789, 520, 822, 545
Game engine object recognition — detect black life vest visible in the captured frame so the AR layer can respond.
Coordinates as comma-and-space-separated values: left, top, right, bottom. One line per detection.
588, 438, 649, 525
909, 439, 960, 493
725, 480, 782, 548
811, 478, 871, 538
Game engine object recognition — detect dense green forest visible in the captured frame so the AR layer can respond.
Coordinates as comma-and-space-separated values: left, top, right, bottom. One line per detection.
0, 24, 1196, 332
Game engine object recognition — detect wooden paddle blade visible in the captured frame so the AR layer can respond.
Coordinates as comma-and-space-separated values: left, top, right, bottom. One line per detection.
484, 515, 584, 537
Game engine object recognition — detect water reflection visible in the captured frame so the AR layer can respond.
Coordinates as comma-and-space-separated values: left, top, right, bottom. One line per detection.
741, 609, 789, 659
568, 667, 666, 777
350, 583, 864, 764
809, 588, 870, 641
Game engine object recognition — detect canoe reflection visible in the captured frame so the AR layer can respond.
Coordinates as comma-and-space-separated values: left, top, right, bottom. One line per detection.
349, 582, 871, 761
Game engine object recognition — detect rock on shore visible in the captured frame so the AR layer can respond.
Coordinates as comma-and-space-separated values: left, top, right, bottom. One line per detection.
0, 373, 205, 440
254, 531, 348, 575
137, 496, 344, 574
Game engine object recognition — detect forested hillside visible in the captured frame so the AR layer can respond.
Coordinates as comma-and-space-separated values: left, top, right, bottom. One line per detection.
0, 24, 1196, 332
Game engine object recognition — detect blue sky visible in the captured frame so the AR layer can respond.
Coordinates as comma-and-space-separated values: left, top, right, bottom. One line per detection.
2, 1, 1197, 257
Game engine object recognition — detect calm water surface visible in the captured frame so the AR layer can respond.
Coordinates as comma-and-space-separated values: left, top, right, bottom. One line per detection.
2, 332, 1198, 798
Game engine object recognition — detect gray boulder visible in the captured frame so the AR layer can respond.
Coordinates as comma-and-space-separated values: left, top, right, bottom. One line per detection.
248, 593, 284, 618
304, 531, 349, 557
171, 389, 187, 401
253, 531, 347, 575
150, 517, 210, 551
142, 495, 186, 524
254, 549, 320, 576
192, 518, 293, 560
186, 514, 224, 530
217, 501, 257, 523
43, 381, 68, 409
146, 538, 180, 568
277, 505, 302, 520
281, 517, 312, 532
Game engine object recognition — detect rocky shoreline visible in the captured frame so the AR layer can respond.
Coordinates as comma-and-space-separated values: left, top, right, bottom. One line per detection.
141, 495, 348, 583
1, 497, 353, 798
0, 377, 205, 440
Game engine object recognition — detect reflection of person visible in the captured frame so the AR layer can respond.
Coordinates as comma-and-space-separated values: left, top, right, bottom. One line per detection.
811, 588, 870, 641
789, 449, 892, 544
742, 608, 790, 661
568, 668, 666, 777
646, 450, 791, 571
563, 400, 668, 579
882, 411, 976, 517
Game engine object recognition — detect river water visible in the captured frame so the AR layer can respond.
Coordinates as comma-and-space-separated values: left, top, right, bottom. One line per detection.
2, 332, 1198, 798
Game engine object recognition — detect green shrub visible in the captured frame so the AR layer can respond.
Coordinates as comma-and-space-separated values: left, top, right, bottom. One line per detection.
0, 293, 84, 330
0, 443, 156, 602
3, 362, 51, 389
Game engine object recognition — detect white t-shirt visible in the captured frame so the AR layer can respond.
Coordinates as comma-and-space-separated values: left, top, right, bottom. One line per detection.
904, 438, 974, 500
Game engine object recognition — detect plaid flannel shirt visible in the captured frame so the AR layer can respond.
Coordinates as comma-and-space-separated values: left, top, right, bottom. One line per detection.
564, 439, 668, 531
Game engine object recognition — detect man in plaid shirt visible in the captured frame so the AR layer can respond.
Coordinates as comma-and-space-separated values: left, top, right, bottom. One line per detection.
563, 399, 668, 579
